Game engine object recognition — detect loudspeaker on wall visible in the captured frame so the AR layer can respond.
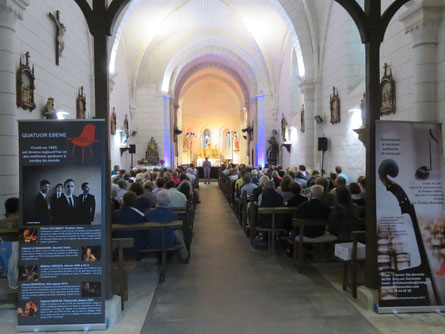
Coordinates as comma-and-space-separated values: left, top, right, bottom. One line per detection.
318, 137, 328, 152
129, 144, 136, 154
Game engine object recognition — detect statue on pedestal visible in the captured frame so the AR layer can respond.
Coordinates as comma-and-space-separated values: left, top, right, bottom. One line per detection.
146, 137, 160, 165
266, 136, 279, 166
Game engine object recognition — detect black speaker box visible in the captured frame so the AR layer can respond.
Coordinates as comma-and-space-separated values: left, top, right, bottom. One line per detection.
129, 144, 136, 154
318, 137, 327, 151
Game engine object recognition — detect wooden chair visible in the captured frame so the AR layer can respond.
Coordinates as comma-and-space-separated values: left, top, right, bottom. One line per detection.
290, 218, 365, 272
112, 220, 184, 283
111, 237, 134, 310
253, 207, 296, 255
339, 231, 366, 298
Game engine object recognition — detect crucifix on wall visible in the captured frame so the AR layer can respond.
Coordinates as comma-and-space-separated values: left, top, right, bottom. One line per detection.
49, 10, 66, 66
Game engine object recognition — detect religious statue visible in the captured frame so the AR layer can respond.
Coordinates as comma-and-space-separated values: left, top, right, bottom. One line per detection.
76, 86, 86, 119
281, 114, 290, 142
266, 136, 279, 166
300, 104, 305, 133
49, 10, 66, 65
146, 137, 160, 165
380, 63, 395, 116
110, 107, 117, 135
203, 129, 210, 148
330, 86, 341, 124
123, 114, 129, 138
360, 93, 366, 127
42, 97, 57, 119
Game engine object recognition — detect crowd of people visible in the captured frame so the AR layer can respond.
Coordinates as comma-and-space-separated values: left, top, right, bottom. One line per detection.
110, 164, 202, 259
220, 163, 366, 243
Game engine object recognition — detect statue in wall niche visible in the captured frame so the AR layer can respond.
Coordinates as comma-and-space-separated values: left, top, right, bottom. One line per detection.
300, 104, 305, 133
281, 114, 290, 143
16, 51, 36, 111
266, 136, 279, 166
76, 86, 86, 119
123, 114, 129, 138
110, 107, 117, 135
380, 63, 396, 116
49, 10, 66, 66
42, 98, 57, 119
330, 86, 341, 124
146, 137, 160, 165
360, 93, 366, 127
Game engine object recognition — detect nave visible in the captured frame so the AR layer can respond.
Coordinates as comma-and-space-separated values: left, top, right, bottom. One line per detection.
141, 182, 379, 334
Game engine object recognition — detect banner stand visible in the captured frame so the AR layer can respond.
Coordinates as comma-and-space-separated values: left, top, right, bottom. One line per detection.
375, 305, 445, 314
16, 323, 107, 332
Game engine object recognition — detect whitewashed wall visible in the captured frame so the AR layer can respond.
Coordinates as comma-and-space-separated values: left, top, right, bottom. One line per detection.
110, 38, 131, 170
318, 3, 366, 182
15, 0, 94, 120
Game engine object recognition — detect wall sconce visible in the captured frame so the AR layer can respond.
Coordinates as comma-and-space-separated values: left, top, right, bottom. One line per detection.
314, 115, 323, 124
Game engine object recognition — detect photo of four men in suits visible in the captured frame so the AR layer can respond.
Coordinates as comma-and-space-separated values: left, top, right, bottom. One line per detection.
32, 179, 96, 225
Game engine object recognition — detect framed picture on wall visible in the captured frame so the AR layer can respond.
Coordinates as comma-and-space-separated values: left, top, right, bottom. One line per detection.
17, 52, 36, 112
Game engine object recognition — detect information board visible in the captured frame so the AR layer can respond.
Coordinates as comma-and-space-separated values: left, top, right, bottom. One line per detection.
17, 120, 107, 331
376, 120, 445, 313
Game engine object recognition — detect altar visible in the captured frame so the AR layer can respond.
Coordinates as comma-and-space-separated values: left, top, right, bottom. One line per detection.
197, 158, 221, 167
196, 144, 222, 166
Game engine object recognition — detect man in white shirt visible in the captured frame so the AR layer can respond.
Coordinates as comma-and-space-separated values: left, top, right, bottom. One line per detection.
165, 181, 187, 208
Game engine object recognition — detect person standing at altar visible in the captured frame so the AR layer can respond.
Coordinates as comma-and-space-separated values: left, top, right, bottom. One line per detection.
203, 157, 212, 184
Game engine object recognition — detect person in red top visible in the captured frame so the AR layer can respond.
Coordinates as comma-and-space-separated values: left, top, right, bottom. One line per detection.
171, 171, 181, 186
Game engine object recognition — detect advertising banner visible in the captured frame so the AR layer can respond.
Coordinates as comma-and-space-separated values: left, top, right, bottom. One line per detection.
17, 120, 107, 331
376, 120, 445, 313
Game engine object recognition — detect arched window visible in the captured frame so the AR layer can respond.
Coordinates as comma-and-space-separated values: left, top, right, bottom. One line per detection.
203, 129, 210, 148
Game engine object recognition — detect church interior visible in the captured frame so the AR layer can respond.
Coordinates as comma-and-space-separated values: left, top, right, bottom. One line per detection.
1, 0, 445, 333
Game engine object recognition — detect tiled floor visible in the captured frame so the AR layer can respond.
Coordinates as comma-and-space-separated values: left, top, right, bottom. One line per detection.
141, 183, 380, 334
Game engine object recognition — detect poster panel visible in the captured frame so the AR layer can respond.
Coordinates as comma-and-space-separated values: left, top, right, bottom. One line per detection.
17, 120, 106, 331
376, 120, 445, 313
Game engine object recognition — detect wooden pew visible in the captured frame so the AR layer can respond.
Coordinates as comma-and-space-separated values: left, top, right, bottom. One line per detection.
111, 237, 134, 310
340, 231, 366, 298
290, 218, 365, 272
252, 206, 297, 255
112, 220, 184, 283
170, 207, 192, 255
239, 193, 251, 234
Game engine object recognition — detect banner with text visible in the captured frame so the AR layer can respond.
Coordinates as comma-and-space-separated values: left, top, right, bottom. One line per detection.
376, 120, 445, 312
17, 120, 106, 330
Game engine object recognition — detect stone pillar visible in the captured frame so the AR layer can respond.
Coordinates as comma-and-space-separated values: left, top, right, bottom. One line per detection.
400, 1, 444, 121
163, 95, 172, 168
253, 94, 266, 167
0, 0, 29, 216
299, 80, 316, 169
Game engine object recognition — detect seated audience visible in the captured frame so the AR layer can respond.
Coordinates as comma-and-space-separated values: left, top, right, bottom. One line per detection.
286, 182, 308, 208
277, 176, 294, 202
129, 182, 150, 212
292, 185, 331, 238
357, 175, 366, 199
329, 185, 359, 241
295, 171, 308, 188
257, 181, 284, 229
4, 197, 19, 221
171, 171, 181, 185
165, 180, 187, 208
113, 192, 147, 253
111, 184, 120, 210
271, 170, 281, 189
316, 177, 336, 208
146, 190, 188, 259
115, 180, 127, 202
153, 177, 166, 194
240, 174, 258, 198
330, 176, 346, 195
252, 175, 269, 203
251, 169, 259, 185
349, 182, 366, 218
335, 166, 349, 184
142, 181, 157, 208
177, 174, 193, 200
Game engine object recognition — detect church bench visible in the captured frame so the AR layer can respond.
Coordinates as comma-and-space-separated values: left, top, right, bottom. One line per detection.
112, 220, 184, 283
290, 218, 366, 273
251, 206, 297, 255
239, 193, 251, 234
170, 206, 193, 255
111, 237, 134, 310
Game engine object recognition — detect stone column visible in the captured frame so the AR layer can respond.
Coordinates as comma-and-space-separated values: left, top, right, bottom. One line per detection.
400, 1, 444, 121
0, 0, 29, 216
253, 94, 266, 167
163, 95, 172, 168
299, 80, 317, 169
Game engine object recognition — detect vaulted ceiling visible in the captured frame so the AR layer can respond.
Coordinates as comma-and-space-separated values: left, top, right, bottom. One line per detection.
109, 0, 341, 106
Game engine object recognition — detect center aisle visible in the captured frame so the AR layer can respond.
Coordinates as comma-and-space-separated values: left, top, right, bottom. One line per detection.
141, 183, 379, 334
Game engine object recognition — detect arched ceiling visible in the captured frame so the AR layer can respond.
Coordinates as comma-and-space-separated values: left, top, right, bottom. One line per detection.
110, 0, 319, 100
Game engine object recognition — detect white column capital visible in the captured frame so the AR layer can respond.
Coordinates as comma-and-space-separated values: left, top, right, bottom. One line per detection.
400, 1, 444, 46
0, 0, 29, 24
299, 80, 319, 99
